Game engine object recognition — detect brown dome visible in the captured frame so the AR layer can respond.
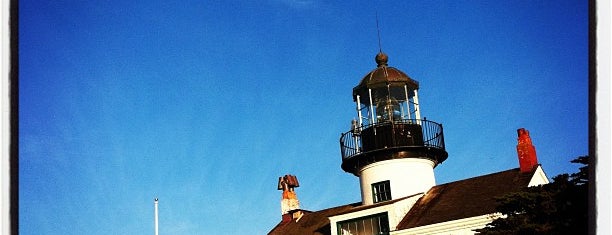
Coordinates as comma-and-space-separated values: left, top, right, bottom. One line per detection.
353, 52, 419, 100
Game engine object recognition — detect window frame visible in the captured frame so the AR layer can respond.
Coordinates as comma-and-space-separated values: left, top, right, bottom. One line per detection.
371, 180, 392, 203
336, 212, 390, 235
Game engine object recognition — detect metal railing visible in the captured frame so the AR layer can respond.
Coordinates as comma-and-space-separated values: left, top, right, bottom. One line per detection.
340, 119, 445, 160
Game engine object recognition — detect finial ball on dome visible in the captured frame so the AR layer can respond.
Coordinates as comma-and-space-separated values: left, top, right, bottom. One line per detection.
375, 52, 388, 67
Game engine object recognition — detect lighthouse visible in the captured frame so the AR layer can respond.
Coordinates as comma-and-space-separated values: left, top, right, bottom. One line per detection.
339, 52, 448, 205
270, 51, 550, 235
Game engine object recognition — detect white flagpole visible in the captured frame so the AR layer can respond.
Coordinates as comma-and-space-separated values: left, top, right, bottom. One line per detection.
154, 198, 159, 235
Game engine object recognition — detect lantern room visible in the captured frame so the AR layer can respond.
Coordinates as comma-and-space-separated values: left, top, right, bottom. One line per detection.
352, 52, 421, 126
340, 52, 448, 177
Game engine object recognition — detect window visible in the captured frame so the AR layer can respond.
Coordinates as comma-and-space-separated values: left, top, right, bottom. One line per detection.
372, 180, 391, 203
337, 212, 390, 235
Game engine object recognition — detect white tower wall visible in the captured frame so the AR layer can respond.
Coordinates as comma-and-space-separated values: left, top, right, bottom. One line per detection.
359, 158, 436, 205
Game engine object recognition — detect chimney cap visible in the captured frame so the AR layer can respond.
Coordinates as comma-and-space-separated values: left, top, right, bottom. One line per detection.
278, 174, 300, 190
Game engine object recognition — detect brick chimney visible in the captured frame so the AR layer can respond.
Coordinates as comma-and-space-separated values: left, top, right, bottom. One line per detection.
516, 128, 539, 173
278, 174, 300, 222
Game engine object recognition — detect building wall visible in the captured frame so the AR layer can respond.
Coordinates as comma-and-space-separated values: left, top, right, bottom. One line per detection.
390, 214, 503, 235
329, 194, 423, 235
528, 165, 550, 186
359, 158, 436, 205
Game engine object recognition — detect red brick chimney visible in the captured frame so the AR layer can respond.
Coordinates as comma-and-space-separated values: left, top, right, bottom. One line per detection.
516, 128, 539, 173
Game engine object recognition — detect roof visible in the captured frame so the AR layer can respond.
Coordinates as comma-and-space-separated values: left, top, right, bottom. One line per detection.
352, 52, 419, 101
267, 167, 538, 234
267, 203, 361, 235
396, 167, 536, 229
333, 193, 422, 217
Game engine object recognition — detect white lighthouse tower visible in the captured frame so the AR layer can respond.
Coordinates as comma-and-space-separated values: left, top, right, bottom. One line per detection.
340, 52, 448, 205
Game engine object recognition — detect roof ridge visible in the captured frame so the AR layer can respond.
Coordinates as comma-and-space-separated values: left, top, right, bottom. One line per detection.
434, 167, 522, 187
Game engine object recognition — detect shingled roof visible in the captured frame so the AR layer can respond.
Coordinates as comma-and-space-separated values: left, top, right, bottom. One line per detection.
268, 203, 361, 235
396, 167, 537, 229
268, 167, 541, 234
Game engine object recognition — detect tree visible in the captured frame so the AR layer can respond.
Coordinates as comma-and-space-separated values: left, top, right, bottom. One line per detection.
475, 156, 589, 235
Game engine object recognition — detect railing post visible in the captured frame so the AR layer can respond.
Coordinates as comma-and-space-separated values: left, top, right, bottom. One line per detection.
439, 123, 445, 148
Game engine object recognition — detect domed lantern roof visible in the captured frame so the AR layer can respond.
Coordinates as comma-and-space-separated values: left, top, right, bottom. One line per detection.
352, 52, 419, 102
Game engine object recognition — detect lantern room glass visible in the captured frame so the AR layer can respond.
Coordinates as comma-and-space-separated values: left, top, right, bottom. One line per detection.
375, 97, 401, 123
355, 85, 419, 127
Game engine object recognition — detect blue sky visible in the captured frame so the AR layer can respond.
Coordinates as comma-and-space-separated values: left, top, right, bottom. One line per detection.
20, 1, 588, 234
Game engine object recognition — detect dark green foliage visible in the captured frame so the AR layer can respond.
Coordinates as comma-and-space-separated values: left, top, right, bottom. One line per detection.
569, 156, 589, 186
475, 156, 589, 235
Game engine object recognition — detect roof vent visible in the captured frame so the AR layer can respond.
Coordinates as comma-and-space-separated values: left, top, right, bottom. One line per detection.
516, 128, 539, 173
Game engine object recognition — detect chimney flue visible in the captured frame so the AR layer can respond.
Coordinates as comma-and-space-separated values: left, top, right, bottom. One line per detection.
516, 128, 539, 173
278, 174, 300, 219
